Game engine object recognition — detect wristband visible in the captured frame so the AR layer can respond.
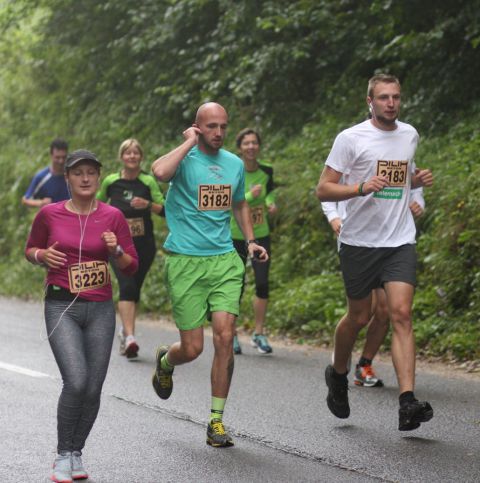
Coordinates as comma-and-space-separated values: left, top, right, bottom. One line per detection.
147, 201, 152, 210
34, 249, 42, 264
358, 182, 366, 196
245, 239, 259, 248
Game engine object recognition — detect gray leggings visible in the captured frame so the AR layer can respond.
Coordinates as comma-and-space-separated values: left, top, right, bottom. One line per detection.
45, 299, 115, 453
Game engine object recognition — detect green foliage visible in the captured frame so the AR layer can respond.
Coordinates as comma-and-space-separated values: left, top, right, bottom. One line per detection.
0, 0, 478, 361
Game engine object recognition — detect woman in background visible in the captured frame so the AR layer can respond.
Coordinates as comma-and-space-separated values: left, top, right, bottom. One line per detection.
97, 139, 164, 358
231, 128, 277, 355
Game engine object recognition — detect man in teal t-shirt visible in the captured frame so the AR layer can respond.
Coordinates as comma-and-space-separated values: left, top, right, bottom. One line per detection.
151, 102, 268, 448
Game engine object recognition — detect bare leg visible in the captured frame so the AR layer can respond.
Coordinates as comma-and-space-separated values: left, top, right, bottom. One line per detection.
118, 301, 136, 337
211, 311, 236, 398
333, 294, 372, 374
253, 297, 268, 334
384, 281, 416, 393
362, 288, 390, 360
167, 326, 204, 366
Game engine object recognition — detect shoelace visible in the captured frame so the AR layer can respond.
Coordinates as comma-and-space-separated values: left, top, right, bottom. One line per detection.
159, 373, 172, 386
211, 421, 226, 435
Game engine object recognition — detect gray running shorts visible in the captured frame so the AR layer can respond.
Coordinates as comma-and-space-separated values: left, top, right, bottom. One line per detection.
339, 243, 417, 300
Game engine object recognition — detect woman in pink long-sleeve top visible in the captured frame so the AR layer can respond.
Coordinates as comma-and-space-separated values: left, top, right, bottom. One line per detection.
25, 149, 138, 483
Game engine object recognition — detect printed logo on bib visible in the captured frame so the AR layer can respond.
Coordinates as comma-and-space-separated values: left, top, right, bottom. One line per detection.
127, 217, 145, 237
250, 206, 264, 225
68, 260, 110, 293
376, 160, 408, 187
373, 188, 403, 200
198, 184, 232, 211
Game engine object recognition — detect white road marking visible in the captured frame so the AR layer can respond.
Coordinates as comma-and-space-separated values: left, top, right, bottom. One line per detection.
0, 361, 53, 378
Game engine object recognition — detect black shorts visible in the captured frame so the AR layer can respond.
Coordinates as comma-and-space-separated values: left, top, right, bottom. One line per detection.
339, 243, 416, 300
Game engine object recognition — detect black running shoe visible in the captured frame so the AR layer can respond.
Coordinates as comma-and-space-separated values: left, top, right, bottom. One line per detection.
398, 399, 433, 431
152, 346, 173, 400
325, 364, 350, 418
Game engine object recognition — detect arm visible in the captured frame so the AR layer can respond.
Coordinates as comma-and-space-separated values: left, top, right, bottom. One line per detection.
25, 209, 67, 267
409, 187, 425, 218
152, 127, 200, 182
22, 196, 52, 208
130, 174, 165, 215
321, 201, 342, 236
316, 165, 390, 201
232, 199, 268, 261
264, 166, 277, 214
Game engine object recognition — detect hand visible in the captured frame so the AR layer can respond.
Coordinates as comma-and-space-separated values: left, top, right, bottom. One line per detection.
183, 126, 201, 145
41, 241, 67, 268
409, 201, 424, 218
329, 217, 342, 236
362, 175, 390, 194
250, 184, 262, 198
267, 203, 278, 215
41, 197, 52, 206
130, 197, 150, 210
414, 168, 433, 187
101, 231, 118, 255
247, 242, 268, 262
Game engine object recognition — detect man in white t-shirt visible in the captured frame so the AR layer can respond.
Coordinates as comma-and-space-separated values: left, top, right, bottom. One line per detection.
321, 188, 425, 388
316, 74, 434, 431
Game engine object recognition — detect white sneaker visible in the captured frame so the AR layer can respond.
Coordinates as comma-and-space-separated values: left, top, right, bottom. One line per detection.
51, 451, 72, 483
71, 451, 88, 480
125, 334, 139, 359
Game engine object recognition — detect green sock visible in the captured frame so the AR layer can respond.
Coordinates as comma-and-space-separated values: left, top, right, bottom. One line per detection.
210, 397, 226, 422
160, 353, 174, 373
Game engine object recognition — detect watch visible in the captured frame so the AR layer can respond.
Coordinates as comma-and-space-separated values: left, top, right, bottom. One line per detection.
245, 239, 259, 247
114, 245, 124, 258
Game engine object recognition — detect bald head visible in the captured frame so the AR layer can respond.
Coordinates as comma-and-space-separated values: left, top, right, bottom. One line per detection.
193, 102, 229, 155
195, 102, 228, 124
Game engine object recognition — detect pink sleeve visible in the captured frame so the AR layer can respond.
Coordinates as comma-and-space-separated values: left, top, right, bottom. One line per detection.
25, 208, 49, 254
114, 211, 138, 275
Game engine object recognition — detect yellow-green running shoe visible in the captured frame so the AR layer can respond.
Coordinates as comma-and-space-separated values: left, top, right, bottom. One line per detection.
206, 419, 234, 448
152, 346, 174, 400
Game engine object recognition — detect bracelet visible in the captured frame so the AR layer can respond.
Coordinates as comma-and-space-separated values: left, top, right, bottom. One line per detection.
147, 201, 152, 210
245, 239, 259, 247
34, 249, 42, 264
358, 182, 366, 196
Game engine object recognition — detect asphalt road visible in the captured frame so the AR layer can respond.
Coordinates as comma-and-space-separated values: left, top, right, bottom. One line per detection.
1, 297, 479, 482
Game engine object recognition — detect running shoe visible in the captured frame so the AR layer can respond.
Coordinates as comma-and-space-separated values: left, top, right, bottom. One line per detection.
233, 335, 242, 355
118, 329, 126, 356
251, 333, 273, 354
398, 399, 433, 431
354, 364, 384, 387
51, 451, 72, 483
71, 451, 88, 480
325, 364, 350, 419
152, 346, 174, 400
206, 419, 234, 448
125, 335, 139, 359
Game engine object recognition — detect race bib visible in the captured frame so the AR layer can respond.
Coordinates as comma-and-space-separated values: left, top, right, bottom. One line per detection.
250, 206, 264, 225
68, 261, 110, 293
198, 184, 232, 211
376, 160, 408, 187
127, 217, 145, 237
